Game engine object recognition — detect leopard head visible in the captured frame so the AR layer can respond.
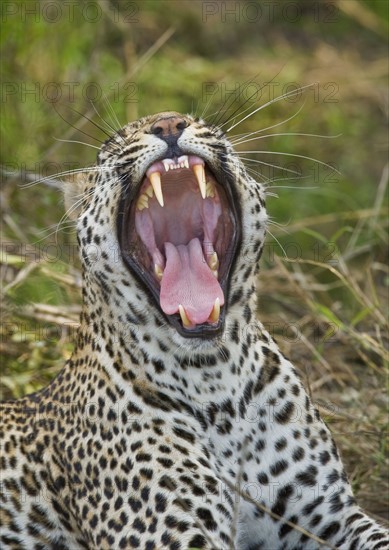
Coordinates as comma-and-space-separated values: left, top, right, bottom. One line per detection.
65, 112, 267, 344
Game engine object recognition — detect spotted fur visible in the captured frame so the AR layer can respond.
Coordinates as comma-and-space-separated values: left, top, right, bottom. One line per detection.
1, 112, 388, 549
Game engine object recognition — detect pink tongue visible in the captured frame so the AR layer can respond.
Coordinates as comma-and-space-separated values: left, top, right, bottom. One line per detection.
160, 238, 224, 326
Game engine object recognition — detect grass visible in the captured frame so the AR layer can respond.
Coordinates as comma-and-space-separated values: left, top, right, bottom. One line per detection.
1, 0, 388, 526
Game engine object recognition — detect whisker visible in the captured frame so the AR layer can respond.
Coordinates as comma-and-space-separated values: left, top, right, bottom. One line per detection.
51, 102, 104, 145
238, 150, 341, 174
199, 79, 226, 121
229, 102, 306, 141
218, 68, 286, 130
101, 91, 122, 132
267, 185, 319, 190
212, 74, 263, 128
33, 220, 77, 238
53, 137, 101, 150
32, 223, 78, 244
89, 100, 119, 137
232, 132, 341, 146
266, 228, 288, 259
244, 167, 270, 182
226, 83, 315, 133
51, 185, 99, 244
266, 219, 297, 240
238, 157, 302, 176
66, 105, 114, 141
20, 167, 102, 189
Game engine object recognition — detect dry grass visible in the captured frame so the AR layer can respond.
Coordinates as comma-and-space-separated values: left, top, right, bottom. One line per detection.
259, 203, 388, 523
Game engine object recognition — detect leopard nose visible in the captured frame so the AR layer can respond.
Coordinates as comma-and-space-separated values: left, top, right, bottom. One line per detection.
151, 116, 188, 141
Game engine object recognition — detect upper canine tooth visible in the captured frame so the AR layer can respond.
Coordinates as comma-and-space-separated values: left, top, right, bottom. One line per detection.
209, 298, 220, 323
149, 172, 164, 207
178, 304, 192, 327
193, 164, 206, 199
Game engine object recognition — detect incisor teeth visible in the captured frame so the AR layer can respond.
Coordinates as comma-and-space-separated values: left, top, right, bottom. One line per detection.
149, 172, 164, 207
162, 160, 171, 172
154, 264, 164, 281
209, 298, 220, 323
178, 305, 192, 327
193, 164, 206, 199
183, 157, 189, 169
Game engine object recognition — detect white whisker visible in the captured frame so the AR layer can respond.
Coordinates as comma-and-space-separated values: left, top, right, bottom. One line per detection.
20, 167, 102, 189
226, 83, 315, 132
233, 132, 341, 146
229, 102, 306, 141
238, 150, 341, 174
101, 92, 122, 132
267, 185, 319, 190
53, 137, 101, 150
238, 157, 302, 176
266, 228, 289, 259
89, 100, 117, 136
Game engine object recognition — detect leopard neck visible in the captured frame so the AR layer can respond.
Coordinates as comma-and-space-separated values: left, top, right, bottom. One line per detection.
68, 258, 271, 412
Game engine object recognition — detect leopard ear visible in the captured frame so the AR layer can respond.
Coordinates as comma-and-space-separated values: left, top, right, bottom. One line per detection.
63, 170, 93, 221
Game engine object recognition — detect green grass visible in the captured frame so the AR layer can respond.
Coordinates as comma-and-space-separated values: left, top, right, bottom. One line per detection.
1, 0, 388, 524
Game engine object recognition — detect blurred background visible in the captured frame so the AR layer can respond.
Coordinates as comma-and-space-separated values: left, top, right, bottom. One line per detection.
1, 0, 388, 522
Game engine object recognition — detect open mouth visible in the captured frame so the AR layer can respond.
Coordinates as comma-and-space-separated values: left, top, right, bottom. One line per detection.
118, 154, 240, 338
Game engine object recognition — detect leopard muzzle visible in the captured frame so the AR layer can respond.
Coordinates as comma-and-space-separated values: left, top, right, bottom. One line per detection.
118, 124, 241, 338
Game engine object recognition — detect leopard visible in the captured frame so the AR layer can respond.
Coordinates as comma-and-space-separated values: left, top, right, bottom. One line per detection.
1, 111, 388, 550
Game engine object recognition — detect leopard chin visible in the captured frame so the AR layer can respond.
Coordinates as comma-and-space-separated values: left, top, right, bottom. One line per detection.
118, 114, 241, 338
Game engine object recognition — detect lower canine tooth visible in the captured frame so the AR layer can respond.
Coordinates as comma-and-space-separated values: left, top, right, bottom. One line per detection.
149, 172, 164, 207
209, 298, 220, 323
193, 164, 206, 199
178, 305, 191, 327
